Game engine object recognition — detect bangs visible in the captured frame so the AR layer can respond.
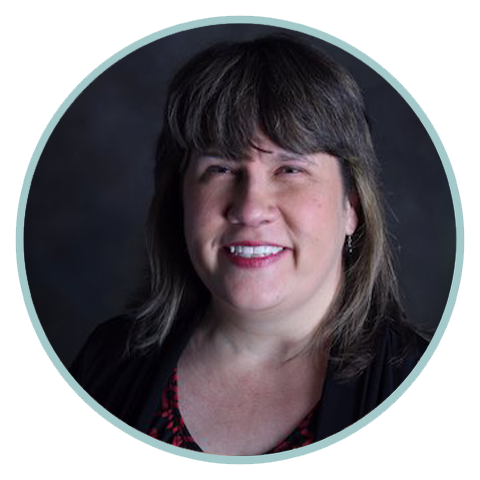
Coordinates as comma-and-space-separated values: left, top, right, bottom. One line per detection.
165, 36, 368, 164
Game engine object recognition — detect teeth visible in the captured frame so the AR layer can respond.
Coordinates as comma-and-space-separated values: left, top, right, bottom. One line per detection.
228, 245, 284, 257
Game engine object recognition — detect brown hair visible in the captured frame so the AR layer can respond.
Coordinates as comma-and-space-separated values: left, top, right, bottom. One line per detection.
129, 34, 403, 379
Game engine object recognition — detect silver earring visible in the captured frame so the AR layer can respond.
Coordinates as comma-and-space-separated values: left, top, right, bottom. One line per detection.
346, 235, 353, 255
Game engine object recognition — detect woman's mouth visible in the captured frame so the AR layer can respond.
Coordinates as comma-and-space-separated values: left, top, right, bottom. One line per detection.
228, 245, 285, 257
223, 244, 288, 268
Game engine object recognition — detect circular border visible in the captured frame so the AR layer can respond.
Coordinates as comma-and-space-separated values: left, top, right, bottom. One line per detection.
16, 16, 464, 464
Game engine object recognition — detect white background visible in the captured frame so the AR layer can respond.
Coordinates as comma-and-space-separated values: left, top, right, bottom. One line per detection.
2, 1, 478, 478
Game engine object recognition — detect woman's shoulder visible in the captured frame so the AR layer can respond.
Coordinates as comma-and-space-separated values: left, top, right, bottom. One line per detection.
68, 313, 195, 426
369, 317, 430, 387
318, 318, 431, 437
69, 315, 136, 387
77, 315, 132, 358
378, 318, 429, 360
69, 312, 193, 392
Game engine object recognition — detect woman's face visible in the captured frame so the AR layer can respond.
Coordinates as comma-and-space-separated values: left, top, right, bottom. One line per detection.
182, 133, 358, 318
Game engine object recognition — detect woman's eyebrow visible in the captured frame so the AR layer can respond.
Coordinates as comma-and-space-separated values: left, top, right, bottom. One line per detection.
194, 151, 236, 161
275, 152, 316, 165
193, 150, 317, 165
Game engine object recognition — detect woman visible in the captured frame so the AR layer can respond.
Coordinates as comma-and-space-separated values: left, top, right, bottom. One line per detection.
71, 35, 428, 456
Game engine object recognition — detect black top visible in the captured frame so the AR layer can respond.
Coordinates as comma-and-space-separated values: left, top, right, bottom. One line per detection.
70, 314, 428, 447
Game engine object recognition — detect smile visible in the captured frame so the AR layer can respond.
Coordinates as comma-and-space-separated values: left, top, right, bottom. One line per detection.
227, 245, 285, 258
223, 243, 289, 269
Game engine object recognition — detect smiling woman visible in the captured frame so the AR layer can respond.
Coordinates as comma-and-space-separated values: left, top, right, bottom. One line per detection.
69, 34, 429, 456
183, 136, 356, 320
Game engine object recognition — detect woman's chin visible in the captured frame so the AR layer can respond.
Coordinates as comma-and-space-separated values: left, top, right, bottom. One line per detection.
215, 289, 285, 315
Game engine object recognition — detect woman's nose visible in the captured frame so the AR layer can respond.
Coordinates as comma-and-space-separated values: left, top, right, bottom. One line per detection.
226, 175, 278, 227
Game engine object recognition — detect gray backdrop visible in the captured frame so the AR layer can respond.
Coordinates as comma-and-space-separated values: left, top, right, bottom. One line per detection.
23, 24, 456, 368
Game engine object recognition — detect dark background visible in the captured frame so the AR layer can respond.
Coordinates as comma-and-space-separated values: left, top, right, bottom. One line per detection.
23, 24, 456, 368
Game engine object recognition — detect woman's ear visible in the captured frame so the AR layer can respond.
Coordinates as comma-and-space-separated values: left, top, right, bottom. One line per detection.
345, 190, 359, 236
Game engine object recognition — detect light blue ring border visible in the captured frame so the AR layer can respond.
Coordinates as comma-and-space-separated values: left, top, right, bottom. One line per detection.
16, 16, 464, 465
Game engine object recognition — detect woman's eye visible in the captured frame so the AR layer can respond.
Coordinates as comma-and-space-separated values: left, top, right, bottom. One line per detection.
278, 166, 303, 175
205, 165, 232, 175
201, 165, 238, 180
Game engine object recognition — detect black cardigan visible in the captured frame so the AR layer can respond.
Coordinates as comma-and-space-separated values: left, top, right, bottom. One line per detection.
70, 314, 428, 445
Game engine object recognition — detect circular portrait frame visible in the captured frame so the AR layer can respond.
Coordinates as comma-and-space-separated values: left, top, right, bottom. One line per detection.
17, 16, 463, 464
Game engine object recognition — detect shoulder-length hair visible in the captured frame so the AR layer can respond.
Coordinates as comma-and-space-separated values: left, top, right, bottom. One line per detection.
129, 34, 403, 379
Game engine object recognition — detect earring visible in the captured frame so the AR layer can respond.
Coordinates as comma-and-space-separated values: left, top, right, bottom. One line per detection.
346, 235, 353, 255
